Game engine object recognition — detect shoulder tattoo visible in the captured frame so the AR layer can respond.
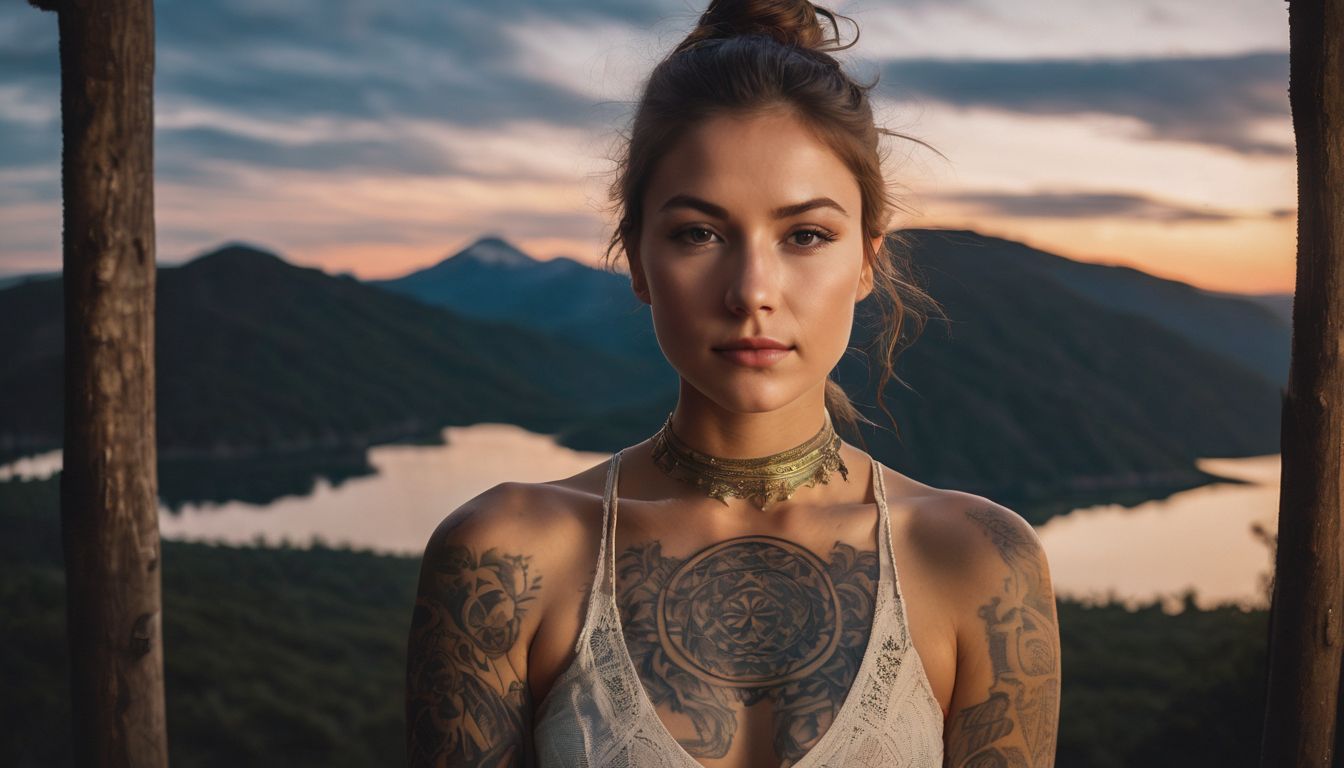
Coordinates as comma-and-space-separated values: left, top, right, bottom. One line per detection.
406, 544, 541, 767
945, 507, 1060, 767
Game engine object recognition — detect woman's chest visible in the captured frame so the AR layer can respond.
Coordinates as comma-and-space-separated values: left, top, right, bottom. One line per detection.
611, 534, 885, 765
530, 492, 958, 767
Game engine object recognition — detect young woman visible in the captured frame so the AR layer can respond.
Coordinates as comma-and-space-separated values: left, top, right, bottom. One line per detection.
406, 1, 1061, 766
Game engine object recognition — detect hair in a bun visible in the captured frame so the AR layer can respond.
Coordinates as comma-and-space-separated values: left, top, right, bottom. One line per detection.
602, 0, 943, 438
674, 0, 854, 54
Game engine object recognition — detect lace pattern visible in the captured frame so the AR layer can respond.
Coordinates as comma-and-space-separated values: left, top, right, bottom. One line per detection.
533, 451, 945, 767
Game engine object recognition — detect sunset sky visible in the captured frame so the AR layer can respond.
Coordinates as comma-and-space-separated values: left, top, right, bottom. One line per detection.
0, 0, 1295, 293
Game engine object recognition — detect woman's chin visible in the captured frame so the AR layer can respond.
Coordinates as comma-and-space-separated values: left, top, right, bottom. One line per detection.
692, 383, 808, 415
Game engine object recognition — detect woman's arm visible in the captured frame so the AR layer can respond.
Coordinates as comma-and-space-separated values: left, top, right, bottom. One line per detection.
406, 493, 542, 767
943, 502, 1062, 767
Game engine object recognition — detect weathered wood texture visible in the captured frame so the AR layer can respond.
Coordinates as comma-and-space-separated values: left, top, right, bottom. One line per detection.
1261, 0, 1344, 766
49, 0, 167, 764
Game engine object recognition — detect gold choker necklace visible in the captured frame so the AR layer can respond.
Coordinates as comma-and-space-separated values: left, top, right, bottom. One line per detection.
650, 409, 849, 510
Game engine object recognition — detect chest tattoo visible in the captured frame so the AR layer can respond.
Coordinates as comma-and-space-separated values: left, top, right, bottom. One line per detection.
615, 536, 880, 761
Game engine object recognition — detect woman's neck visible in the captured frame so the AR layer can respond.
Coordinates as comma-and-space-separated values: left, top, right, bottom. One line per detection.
668, 386, 829, 459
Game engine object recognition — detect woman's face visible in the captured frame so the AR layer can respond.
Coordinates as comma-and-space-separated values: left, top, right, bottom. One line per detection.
630, 108, 879, 415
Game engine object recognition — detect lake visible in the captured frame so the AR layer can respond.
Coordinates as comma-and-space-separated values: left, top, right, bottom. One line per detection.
0, 423, 1278, 612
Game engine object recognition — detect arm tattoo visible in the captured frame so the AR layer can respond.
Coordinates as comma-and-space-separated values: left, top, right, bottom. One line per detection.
406, 544, 541, 767
616, 536, 879, 763
945, 508, 1060, 767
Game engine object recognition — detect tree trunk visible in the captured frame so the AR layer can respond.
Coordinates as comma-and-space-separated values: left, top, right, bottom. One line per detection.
1261, 0, 1344, 766
49, 0, 167, 764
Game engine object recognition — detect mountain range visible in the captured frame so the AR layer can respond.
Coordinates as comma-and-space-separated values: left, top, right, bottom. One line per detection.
370, 236, 660, 362
0, 244, 668, 458
0, 230, 1288, 520
377, 232, 1290, 389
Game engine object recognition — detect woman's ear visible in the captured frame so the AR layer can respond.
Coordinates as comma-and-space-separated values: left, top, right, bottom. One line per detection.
856, 235, 882, 302
628, 242, 652, 305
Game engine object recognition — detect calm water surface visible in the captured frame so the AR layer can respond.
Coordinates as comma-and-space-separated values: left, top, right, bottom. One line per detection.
1, 425, 1278, 611
1035, 454, 1278, 611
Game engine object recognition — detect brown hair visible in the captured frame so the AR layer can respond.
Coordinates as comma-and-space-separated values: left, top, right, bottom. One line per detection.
600, 0, 946, 440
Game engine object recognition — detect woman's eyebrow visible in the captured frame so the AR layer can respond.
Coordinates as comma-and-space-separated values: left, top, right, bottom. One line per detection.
773, 197, 848, 218
658, 194, 849, 219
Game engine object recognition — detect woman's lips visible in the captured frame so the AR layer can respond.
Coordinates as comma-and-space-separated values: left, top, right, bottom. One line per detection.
713, 346, 793, 367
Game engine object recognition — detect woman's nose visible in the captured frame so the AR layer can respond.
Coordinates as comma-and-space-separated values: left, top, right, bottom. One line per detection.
723, 235, 779, 317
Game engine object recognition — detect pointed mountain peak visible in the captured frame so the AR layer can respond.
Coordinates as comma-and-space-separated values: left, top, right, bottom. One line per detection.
453, 236, 536, 268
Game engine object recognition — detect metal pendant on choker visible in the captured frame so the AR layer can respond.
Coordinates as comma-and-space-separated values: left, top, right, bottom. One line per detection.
650, 407, 849, 511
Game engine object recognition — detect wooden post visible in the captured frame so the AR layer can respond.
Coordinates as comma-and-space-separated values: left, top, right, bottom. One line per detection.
1261, 0, 1344, 765
28, 0, 168, 764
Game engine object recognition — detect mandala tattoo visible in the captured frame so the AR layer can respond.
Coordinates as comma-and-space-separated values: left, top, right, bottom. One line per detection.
658, 536, 843, 687
406, 544, 540, 768
617, 536, 880, 761
945, 508, 1061, 768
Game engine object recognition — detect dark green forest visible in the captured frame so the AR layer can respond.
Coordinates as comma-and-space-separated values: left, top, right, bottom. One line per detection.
0, 475, 1268, 766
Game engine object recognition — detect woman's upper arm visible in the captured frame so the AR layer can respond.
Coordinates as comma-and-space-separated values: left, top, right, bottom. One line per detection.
405, 484, 544, 767
943, 500, 1061, 767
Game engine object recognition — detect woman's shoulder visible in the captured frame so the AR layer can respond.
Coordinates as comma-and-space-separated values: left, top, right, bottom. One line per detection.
418, 459, 612, 569
877, 463, 1051, 604
406, 461, 619, 758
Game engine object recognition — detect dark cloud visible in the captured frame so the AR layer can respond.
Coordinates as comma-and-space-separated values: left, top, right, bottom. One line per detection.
0, 0, 1290, 192
0, 123, 59, 203
944, 190, 1239, 222
155, 127, 460, 177
0, 0, 1290, 274
149, 0, 635, 129
880, 52, 1291, 156
0, 0, 639, 192
157, 59, 622, 131
0, 170, 58, 207
1, 2, 626, 128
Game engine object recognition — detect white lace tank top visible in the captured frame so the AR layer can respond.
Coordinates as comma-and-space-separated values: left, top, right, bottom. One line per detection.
533, 449, 945, 767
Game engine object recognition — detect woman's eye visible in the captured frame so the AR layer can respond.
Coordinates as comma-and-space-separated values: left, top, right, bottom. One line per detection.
673, 226, 834, 249
676, 227, 717, 246
791, 228, 836, 249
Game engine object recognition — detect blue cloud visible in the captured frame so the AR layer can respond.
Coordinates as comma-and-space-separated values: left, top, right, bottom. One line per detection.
943, 189, 1241, 222
880, 52, 1291, 156
155, 127, 460, 176
0, 0, 1289, 194
0, 0, 1292, 272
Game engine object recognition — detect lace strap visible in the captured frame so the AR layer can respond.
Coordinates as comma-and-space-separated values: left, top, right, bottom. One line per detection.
870, 456, 895, 569
607, 448, 622, 601
573, 449, 621, 653
871, 455, 913, 644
